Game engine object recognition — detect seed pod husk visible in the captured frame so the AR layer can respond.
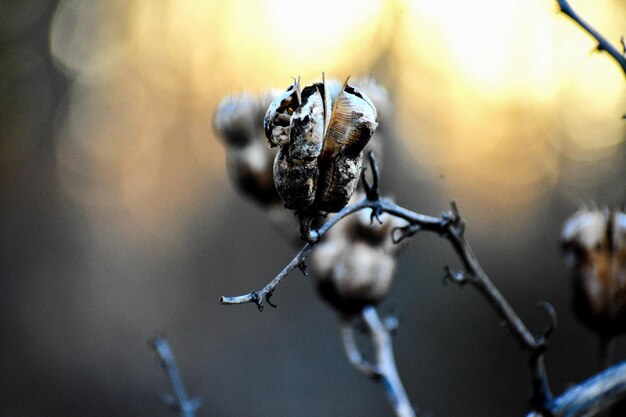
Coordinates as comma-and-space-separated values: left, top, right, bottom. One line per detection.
272, 82, 327, 210
264, 80, 301, 148
314, 81, 377, 212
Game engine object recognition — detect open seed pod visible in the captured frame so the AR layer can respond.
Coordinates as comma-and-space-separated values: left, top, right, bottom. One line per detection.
264, 76, 378, 218
310, 202, 408, 315
214, 92, 283, 207
561, 207, 626, 337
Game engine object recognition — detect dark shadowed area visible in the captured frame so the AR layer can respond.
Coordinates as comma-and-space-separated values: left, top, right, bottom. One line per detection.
1, 1, 625, 416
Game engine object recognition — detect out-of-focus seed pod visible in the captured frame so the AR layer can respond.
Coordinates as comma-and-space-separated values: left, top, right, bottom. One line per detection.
561, 207, 626, 337
264, 76, 378, 218
214, 92, 282, 207
310, 203, 408, 315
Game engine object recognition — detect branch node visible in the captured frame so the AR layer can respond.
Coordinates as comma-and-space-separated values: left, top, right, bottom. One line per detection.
449, 200, 465, 234
251, 291, 264, 312
307, 229, 320, 244
443, 266, 467, 286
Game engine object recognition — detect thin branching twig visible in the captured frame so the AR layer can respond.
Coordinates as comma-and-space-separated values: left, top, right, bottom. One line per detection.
556, 0, 626, 77
527, 360, 626, 417
151, 336, 201, 417
220, 150, 626, 415
341, 307, 416, 417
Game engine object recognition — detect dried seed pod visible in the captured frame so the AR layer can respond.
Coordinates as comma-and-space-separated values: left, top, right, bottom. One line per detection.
214, 92, 282, 207
310, 204, 408, 315
272, 82, 328, 210
264, 80, 301, 148
264, 76, 378, 218
328, 76, 391, 126
561, 207, 626, 337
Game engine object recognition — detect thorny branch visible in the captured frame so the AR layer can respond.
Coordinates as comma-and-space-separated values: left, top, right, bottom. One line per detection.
151, 336, 201, 417
220, 150, 626, 415
556, 0, 626, 77
341, 307, 416, 417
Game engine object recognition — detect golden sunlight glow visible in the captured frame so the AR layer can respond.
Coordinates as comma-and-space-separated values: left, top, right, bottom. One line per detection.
49, 0, 625, 244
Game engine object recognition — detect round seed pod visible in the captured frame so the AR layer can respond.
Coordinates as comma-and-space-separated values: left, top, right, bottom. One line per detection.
310, 206, 408, 315
561, 207, 626, 337
214, 92, 282, 207
264, 76, 378, 216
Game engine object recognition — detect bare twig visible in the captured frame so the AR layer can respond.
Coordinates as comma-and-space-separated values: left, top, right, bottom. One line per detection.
363, 307, 416, 417
340, 317, 381, 379
341, 308, 416, 417
220, 151, 626, 414
439, 201, 555, 410
151, 336, 201, 417
220, 153, 443, 311
527, 360, 626, 417
556, 0, 626, 77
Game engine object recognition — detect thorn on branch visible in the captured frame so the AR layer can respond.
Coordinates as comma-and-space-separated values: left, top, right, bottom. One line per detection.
537, 302, 557, 342
251, 291, 265, 312
361, 150, 380, 201
392, 224, 421, 244
556, 0, 626, 77
265, 291, 277, 309
298, 260, 309, 277
370, 204, 383, 225
383, 315, 399, 334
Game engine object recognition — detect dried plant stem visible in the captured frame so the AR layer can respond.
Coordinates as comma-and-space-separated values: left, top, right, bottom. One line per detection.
220, 150, 626, 415
218, 196, 441, 311
341, 307, 416, 417
556, 0, 626, 77
527, 360, 626, 417
152, 336, 200, 417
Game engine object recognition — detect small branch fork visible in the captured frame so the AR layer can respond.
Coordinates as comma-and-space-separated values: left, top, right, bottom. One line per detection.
341, 307, 416, 417
220, 150, 626, 415
556, 0, 626, 77
151, 336, 201, 417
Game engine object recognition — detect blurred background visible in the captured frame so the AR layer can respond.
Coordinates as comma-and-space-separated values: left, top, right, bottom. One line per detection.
1, 0, 625, 416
